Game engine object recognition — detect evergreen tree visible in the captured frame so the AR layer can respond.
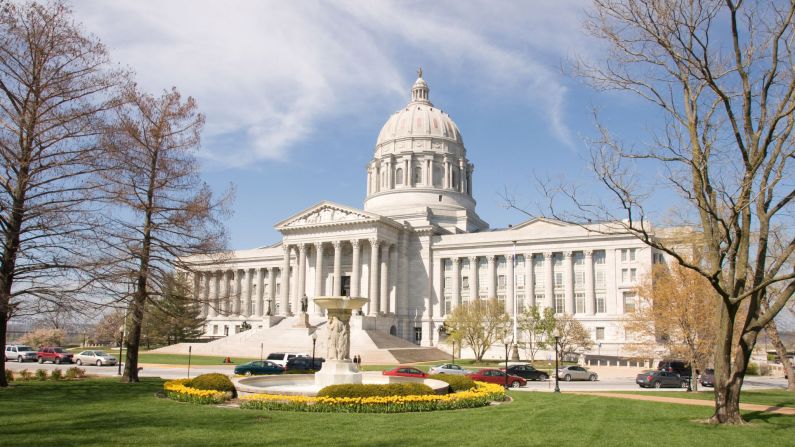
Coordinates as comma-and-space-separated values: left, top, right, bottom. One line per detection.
146, 274, 205, 346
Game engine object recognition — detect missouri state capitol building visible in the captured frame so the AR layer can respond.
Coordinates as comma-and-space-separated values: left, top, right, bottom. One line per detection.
184, 72, 658, 358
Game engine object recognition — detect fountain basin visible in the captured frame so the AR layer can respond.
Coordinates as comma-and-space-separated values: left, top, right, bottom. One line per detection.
233, 372, 450, 397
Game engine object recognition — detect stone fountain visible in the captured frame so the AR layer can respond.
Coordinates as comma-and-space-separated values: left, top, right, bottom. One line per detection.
312, 296, 369, 388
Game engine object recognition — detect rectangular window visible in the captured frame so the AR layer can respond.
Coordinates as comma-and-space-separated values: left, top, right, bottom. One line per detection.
594, 250, 606, 265
553, 253, 563, 267
535, 273, 545, 289
444, 260, 452, 271
516, 293, 524, 311
554, 272, 564, 288
517, 274, 525, 288
630, 268, 637, 282
621, 249, 627, 262
621, 268, 628, 283
595, 270, 606, 288
444, 276, 451, 291
575, 292, 585, 313
574, 252, 585, 265
212, 325, 218, 335
444, 294, 452, 316
623, 291, 637, 313
596, 327, 605, 341
574, 271, 585, 288
533, 255, 544, 268
596, 292, 606, 313
497, 275, 506, 288
629, 248, 636, 261
555, 293, 565, 313
535, 293, 545, 305
462, 276, 469, 290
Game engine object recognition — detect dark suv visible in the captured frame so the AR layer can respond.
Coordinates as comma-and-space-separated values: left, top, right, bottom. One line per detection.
285, 356, 324, 372
37, 347, 74, 364
658, 360, 692, 378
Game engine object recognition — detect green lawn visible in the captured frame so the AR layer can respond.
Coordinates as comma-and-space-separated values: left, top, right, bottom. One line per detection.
614, 389, 795, 408
1, 379, 792, 446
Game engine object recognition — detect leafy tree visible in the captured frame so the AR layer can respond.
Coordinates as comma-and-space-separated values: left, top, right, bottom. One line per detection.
554, 314, 594, 358
556, 0, 795, 423
99, 85, 232, 382
0, 0, 122, 387
444, 298, 509, 361
145, 273, 206, 346
518, 305, 556, 363
18, 328, 65, 347
624, 262, 718, 391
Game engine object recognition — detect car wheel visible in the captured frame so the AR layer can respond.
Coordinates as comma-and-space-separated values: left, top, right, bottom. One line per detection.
38, 358, 43, 364
510, 380, 522, 388
55, 358, 61, 364
76, 359, 82, 366
96, 360, 102, 367
589, 375, 597, 381
654, 381, 662, 389
17, 356, 23, 363
564, 374, 571, 382
244, 371, 252, 376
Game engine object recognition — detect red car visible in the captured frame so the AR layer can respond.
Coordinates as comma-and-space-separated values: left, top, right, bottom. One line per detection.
467, 368, 527, 388
382, 366, 428, 378
37, 346, 74, 364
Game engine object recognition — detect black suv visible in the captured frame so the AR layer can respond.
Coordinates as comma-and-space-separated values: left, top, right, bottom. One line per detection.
285, 356, 324, 371
504, 364, 549, 381
658, 360, 692, 378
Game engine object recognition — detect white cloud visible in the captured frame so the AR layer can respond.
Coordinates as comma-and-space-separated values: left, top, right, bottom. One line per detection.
72, 0, 590, 166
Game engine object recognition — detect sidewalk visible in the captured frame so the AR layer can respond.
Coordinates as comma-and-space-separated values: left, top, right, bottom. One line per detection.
572, 392, 795, 415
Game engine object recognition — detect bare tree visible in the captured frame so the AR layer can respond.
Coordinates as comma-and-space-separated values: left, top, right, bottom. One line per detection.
518, 305, 556, 363
100, 85, 232, 382
551, 0, 795, 423
444, 298, 509, 361
0, 1, 121, 387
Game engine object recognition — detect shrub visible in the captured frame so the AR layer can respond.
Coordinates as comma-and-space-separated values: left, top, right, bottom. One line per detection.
5, 369, 13, 382
428, 374, 475, 392
746, 362, 760, 376
65, 367, 86, 379
35, 369, 48, 381
18, 369, 31, 380
50, 368, 63, 380
188, 373, 236, 396
317, 383, 434, 398
163, 378, 232, 404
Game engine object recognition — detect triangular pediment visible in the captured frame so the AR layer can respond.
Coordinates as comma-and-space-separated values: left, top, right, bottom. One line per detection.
275, 201, 382, 230
511, 217, 568, 231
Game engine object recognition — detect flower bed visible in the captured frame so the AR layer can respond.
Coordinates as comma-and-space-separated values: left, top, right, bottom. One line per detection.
163, 378, 232, 405
239, 381, 505, 413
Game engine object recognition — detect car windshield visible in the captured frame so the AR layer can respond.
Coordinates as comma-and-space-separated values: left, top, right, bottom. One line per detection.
53, 348, 65, 353
19, 346, 33, 351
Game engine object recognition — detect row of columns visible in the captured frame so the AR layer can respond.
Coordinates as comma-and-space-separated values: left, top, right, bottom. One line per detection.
196, 267, 279, 319
368, 154, 472, 196
440, 250, 600, 317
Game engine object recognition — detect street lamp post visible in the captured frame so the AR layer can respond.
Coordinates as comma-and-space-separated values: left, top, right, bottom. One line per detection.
502, 331, 512, 390
311, 331, 318, 371
552, 327, 561, 393
452, 340, 456, 364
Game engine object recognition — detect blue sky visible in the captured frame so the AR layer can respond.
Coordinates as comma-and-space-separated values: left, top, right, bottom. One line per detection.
72, 0, 659, 250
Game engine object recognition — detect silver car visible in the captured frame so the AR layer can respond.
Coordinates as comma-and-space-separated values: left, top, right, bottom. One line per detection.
557, 365, 598, 381
74, 350, 117, 366
428, 363, 470, 375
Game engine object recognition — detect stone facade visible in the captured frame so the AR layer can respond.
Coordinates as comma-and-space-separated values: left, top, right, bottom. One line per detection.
185, 72, 660, 355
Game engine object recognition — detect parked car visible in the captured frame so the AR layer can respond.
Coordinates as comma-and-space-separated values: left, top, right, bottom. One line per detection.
265, 352, 309, 368
557, 366, 598, 381
74, 350, 117, 366
234, 360, 285, 376
658, 359, 692, 378
285, 356, 324, 371
382, 366, 428, 378
636, 370, 688, 388
37, 347, 73, 364
467, 368, 527, 388
502, 364, 549, 381
699, 368, 714, 387
5, 345, 38, 363
428, 363, 470, 375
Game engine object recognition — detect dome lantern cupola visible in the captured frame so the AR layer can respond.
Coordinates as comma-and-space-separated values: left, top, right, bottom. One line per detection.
411, 67, 431, 104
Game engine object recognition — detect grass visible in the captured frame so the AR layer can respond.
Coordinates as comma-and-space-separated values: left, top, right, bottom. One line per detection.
613, 389, 795, 408
1, 378, 793, 446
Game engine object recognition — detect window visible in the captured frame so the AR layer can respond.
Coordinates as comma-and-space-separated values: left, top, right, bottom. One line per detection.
596, 327, 605, 340
413, 166, 423, 184
554, 293, 565, 313
621, 248, 637, 262
574, 271, 585, 288
517, 273, 525, 288
444, 294, 452, 316
535, 293, 545, 305
596, 292, 606, 313
622, 268, 636, 283
630, 248, 636, 261
594, 250, 606, 265
574, 252, 585, 265
516, 293, 524, 311
533, 255, 544, 268
595, 270, 606, 289
498, 275, 506, 288
395, 168, 404, 185
535, 272, 545, 289
444, 276, 451, 291
623, 291, 637, 313
575, 292, 585, 313
444, 260, 452, 271
434, 166, 443, 187
620, 249, 627, 262
553, 253, 563, 267
414, 327, 422, 344
630, 268, 637, 282
462, 276, 469, 290
554, 272, 564, 288
212, 325, 218, 335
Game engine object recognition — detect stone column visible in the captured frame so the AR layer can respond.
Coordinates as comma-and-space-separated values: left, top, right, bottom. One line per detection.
368, 239, 380, 316
507, 254, 515, 316
398, 229, 410, 338
207, 271, 217, 317
390, 244, 398, 314
219, 270, 229, 315
333, 240, 342, 296
469, 256, 478, 300
291, 248, 300, 315
544, 252, 554, 310
268, 267, 276, 315
487, 255, 497, 299
436, 257, 445, 317
241, 269, 251, 317
584, 250, 595, 315
256, 268, 265, 316
314, 242, 324, 298
280, 245, 291, 316
297, 244, 307, 307
524, 253, 534, 307
380, 243, 389, 314
451, 257, 461, 309
350, 239, 361, 297
564, 251, 574, 313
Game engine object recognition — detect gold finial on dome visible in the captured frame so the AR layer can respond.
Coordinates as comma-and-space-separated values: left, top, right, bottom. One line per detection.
417, 67, 422, 78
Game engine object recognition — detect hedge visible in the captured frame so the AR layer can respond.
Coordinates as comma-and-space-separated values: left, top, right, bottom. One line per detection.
188, 373, 236, 396
428, 374, 475, 392
318, 383, 434, 398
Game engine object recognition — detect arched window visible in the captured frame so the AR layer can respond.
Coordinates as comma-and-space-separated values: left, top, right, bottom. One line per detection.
452, 168, 458, 189
413, 166, 423, 185
395, 168, 404, 185
433, 166, 443, 187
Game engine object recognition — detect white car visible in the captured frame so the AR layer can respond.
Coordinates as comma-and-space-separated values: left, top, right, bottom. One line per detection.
74, 350, 117, 366
5, 345, 38, 362
428, 363, 470, 375
265, 352, 309, 367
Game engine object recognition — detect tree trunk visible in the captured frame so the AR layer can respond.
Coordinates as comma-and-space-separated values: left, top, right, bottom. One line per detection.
766, 320, 795, 391
710, 302, 745, 423
0, 313, 7, 387
711, 375, 745, 424
122, 288, 146, 383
